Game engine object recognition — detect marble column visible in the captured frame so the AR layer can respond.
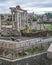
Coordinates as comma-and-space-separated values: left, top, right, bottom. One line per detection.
13, 11, 20, 31
26, 12, 28, 25
24, 12, 28, 25
15, 12, 17, 30
23, 12, 26, 25
0, 15, 1, 31
16, 12, 20, 31
11, 11, 15, 30
19, 13, 21, 27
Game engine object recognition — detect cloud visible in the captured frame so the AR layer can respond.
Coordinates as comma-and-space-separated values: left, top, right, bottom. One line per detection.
23, 7, 52, 14
0, 0, 52, 14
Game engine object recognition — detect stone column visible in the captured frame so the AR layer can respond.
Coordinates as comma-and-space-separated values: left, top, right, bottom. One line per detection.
15, 12, 21, 30
15, 12, 17, 30
23, 12, 26, 25
0, 15, 1, 31
19, 13, 21, 27
26, 12, 28, 25
24, 12, 28, 25
11, 11, 15, 30
16, 12, 20, 31
15, 12, 17, 23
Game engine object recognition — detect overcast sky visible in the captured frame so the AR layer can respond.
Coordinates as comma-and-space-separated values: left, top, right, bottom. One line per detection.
0, 0, 52, 14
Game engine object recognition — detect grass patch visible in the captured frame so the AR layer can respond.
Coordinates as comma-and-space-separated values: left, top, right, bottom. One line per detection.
1, 33, 11, 37
18, 47, 46, 57
37, 24, 52, 30
45, 24, 52, 30
4, 50, 12, 56
18, 51, 27, 57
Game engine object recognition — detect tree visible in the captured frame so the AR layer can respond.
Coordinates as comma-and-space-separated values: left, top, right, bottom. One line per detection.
33, 16, 38, 21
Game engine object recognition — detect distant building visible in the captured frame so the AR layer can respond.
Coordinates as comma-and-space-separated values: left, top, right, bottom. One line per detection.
43, 15, 48, 21
1, 14, 12, 25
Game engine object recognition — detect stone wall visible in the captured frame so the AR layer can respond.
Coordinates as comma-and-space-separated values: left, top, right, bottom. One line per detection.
0, 52, 51, 65
0, 38, 52, 50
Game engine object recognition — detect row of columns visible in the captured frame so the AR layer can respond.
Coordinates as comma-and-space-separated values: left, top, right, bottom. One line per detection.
11, 10, 28, 31
11, 11, 23, 31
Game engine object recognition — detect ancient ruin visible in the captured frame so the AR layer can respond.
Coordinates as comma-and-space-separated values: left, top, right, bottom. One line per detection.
10, 5, 28, 31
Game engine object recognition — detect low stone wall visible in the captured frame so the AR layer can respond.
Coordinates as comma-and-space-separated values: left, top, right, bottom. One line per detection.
15, 38, 52, 52
0, 38, 52, 65
0, 38, 52, 51
0, 52, 50, 65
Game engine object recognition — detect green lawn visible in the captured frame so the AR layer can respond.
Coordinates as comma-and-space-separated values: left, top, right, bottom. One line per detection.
37, 24, 52, 30
45, 24, 52, 30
